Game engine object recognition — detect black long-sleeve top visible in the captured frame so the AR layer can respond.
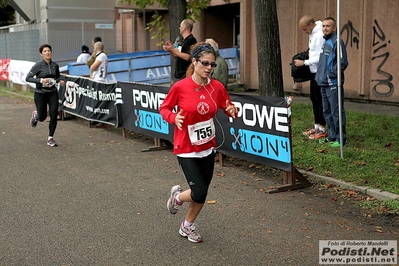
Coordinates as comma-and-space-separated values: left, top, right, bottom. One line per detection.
26, 59, 62, 93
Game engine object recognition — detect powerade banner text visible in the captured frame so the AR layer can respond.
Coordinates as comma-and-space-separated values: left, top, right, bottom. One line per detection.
118, 82, 291, 171
58, 76, 123, 127
118, 82, 173, 140
215, 94, 291, 172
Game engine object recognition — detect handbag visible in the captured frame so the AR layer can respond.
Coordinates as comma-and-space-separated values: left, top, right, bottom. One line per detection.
291, 49, 312, 83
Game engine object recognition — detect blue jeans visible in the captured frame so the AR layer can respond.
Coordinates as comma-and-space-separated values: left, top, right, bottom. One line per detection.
320, 85, 346, 144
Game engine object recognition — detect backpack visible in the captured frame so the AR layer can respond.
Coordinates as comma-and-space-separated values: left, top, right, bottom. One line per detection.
291, 50, 312, 83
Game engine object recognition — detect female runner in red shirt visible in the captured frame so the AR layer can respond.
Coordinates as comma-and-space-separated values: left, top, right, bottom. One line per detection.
160, 42, 238, 243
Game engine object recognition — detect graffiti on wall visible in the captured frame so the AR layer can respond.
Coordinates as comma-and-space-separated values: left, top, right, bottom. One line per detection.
341, 19, 394, 98
341, 20, 359, 49
371, 19, 393, 97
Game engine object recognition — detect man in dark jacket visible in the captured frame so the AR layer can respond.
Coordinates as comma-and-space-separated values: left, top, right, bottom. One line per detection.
315, 17, 349, 148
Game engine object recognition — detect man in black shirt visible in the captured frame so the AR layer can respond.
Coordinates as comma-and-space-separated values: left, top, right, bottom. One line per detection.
163, 19, 197, 81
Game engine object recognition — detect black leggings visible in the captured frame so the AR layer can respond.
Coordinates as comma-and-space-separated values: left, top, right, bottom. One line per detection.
177, 152, 216, 204
34, 90, 59, 137
310, 75, 326, 126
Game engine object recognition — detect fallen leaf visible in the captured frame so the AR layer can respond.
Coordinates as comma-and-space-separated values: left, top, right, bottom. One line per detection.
259, 188, 265, 193
207, 200, 217, 204
332, 197, 337, 201
217, 173, 225, 177
347, 190, 357, 197
355, 161, 367, 165
385, 142, 393, 148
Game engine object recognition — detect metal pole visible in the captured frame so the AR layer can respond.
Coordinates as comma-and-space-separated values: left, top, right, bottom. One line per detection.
81, 22, 84, 45
337, 0, 344, 159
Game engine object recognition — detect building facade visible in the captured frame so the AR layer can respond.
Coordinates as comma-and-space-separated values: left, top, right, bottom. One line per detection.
3, 0, 399, 103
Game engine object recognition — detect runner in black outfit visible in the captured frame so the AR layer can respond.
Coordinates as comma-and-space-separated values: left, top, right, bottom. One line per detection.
26, 44, 65, 147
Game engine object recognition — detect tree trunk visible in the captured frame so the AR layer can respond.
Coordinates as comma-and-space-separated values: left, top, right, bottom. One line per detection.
168, 0, 187, 84
253, 0, 284, 97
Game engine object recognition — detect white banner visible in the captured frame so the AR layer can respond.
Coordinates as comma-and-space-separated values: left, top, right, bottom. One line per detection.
8, 60, 36, 88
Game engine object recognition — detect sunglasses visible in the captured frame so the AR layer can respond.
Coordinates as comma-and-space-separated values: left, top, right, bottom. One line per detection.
196, 59, 217, 68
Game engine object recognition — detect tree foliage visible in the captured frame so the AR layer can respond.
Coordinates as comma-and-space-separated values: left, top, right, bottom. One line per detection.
121, 0, 210, 46
0, 0, 8, 8
0, 2, 15, 27
253, 0, 284, 97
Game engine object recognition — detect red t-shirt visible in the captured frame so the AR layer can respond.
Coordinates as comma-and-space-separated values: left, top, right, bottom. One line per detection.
160, 76, 234, 155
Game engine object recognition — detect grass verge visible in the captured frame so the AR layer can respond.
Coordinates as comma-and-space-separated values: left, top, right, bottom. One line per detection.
291, 102, 399, 214
291, 102, 399, 196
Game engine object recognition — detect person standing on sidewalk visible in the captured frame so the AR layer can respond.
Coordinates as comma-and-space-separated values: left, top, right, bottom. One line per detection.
86, 36, 104, 78
294, 15, 327, 140
90, 41, 108, 83
316, 17, 349, 147
205, 38, 229, 88
26, 44, 65, 147
163, 19, 197, 82
160, 43, 238, 243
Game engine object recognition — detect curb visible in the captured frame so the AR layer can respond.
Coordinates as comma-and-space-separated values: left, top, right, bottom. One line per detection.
299, 170, 399, 201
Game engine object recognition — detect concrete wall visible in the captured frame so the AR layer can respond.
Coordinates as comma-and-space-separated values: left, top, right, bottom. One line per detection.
278, 0, 399, 103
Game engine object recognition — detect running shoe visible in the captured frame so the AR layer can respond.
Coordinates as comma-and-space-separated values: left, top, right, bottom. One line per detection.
30, 111, 38, 128
330, 141, 341, 148
47, 137, 58, 147
302, 128, 317, 136
309, 131, 328, 140
167, 185, 182, 214
179, 222, 203, 243
318, 138, 334, 144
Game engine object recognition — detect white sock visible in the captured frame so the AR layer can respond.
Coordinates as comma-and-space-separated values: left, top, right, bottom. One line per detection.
183, 220, 192, 228
319, 127, 326, 132
48, 136, 53, 140
175, 194, 182, 205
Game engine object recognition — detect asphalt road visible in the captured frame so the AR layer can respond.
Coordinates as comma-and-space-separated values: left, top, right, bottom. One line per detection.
0, 96, 398, 266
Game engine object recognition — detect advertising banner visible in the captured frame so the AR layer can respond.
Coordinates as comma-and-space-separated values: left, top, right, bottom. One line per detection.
60, 78, 292, 172
118, 81, 291, 171
118, 82, 173, 140
0, 59, 10, 81
215, 94, 291, 172
8, 60, 36, 87
58, 76, 122, 127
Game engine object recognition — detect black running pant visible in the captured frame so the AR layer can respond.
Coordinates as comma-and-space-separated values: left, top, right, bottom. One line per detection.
177, 152, 216, 204
34, 90, 59, 137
